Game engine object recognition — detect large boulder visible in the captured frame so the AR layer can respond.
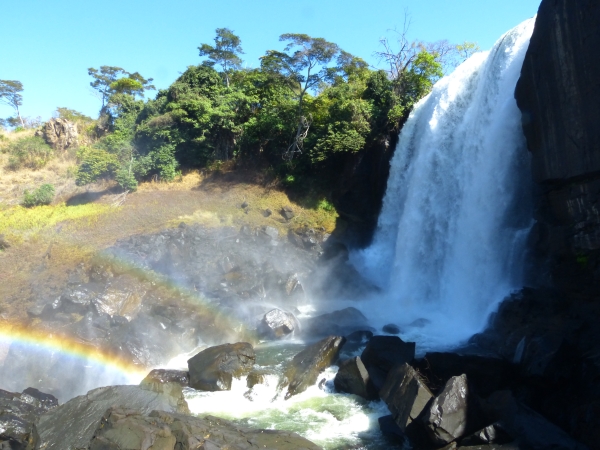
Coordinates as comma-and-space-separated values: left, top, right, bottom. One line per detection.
187, 342, 256, 391
36, 385, 188, 450
333, 356, 378, 400
379, 363, 433, 431
303, 307, 370, 337
88, 408, 322, 450
37, 118, 79, 151
360, 335, 415, 390
258, 309, 299, 339
419, 374, 470, 446
281, 336, 346, 399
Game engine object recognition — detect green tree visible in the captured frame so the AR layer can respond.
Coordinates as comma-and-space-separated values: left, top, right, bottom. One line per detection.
261, 34, 343, 160
88, 66, 155, 111
198, 28, 244, 88
0, 80, 24, 128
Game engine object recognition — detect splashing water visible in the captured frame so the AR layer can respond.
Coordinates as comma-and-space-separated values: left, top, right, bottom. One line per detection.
351, 18, 535, 350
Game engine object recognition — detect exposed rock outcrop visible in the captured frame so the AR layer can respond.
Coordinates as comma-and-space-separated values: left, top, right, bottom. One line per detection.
36, 118, 79, 151
515, 0, 600, 292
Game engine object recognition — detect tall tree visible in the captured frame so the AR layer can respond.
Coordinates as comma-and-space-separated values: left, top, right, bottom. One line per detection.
261, 34, 342, 160
0, 80, 24, 128
198, 28, 244, 88
88, 66, 155, 111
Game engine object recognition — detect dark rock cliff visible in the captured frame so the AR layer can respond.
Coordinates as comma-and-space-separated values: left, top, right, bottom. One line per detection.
333, 133, 399, 247
515, 0, 600, 293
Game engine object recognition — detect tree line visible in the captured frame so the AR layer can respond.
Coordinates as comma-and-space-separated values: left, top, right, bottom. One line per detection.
2, 27, 478, 193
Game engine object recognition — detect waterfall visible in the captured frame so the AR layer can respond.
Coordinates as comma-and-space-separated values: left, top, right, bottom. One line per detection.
351, 18, 535, 349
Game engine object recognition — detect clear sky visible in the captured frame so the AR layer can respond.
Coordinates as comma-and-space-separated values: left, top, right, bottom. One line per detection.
1, 0, 540, 122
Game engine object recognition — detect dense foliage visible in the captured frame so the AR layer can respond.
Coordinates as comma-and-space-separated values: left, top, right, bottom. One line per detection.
23, 184, 55, 207
4, 135, 54, 170
72, 28, 473, 193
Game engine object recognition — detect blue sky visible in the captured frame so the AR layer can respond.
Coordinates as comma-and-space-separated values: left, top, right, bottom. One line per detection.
1, 0, 540, 122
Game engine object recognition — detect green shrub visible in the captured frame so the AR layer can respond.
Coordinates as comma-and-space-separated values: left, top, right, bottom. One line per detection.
23, 184, 55, 207
6, 136, 54, 169
75, 148, 119, 185
115, 167, 138, 191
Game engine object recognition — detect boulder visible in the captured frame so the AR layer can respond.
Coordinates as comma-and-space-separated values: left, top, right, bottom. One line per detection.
0, 388, 56, 450
281, 336, 346, 399
459, 423, 514, 446
140, 369, 189, 388
187, 342, 256, 391
36, 385, 188, 450
379, 363, 433, 431
361, 336, 415, 372
258, 309, 298, 339
303, 307, 370, 337
382, 323, 401, 334
281, 206, 295, 220
419, 374, 469, 446
37, 118, 78, 151
88, 408, 321, 450
333, 356, 378, 400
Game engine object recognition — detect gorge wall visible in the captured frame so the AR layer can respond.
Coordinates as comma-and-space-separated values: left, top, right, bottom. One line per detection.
515, 0, 600, 293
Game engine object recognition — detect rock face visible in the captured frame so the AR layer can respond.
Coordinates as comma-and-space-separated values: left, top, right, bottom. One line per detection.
515, 0, 600, 292
281, 336, 345, 399
258, 309, 298, 339
187, 343, 256, 391
37, 118, 79, 151
88, 408, 321, 450
379, 363, 433, 431
36, 385, 188, 450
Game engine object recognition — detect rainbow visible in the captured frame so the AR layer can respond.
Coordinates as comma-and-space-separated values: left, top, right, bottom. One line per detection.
0, 322, 148, 382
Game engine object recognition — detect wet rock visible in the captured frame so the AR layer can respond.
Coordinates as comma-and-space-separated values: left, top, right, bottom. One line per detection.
361, 335, 415, 390
333, 356, 378, 400
281, 206, 295, 220
187, 342, 256, 391
382, 323, 401, 334
60, 286, 99, 315
88, 408, 321, 450
258, 309, 298, 339
0, 388, 55, 450
19, 388, 58, 411
303, 307, 370, 337
261, 225, 279, 240
36, 385, 189, 450
246, 369, 277, 389
409, 318, 430, 328
141, 369, 189, 388
419, 374, 470, 446
263, 208, 272, 217
379, 363, 433, 431
378, 415, 410, 446
346, 330, 373, 343
459, 422, 514, 446
281, 336, 346, 399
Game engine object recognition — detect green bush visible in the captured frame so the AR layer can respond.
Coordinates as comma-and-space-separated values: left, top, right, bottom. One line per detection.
6, 136, 54, 169
23, 184, 55, 207
115, 167, 138, 191
75, 147, 119, 185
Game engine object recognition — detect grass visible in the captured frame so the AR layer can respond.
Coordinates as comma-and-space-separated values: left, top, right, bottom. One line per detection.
0, 202, 112, 241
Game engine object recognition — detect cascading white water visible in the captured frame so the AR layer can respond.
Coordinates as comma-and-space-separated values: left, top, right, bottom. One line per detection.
351, 18, 535, 349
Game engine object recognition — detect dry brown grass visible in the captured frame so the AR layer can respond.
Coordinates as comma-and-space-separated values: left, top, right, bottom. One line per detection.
0, 130, 81, 206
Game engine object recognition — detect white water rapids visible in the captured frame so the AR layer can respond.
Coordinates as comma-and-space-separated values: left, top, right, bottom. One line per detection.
351, 18, 535, 351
